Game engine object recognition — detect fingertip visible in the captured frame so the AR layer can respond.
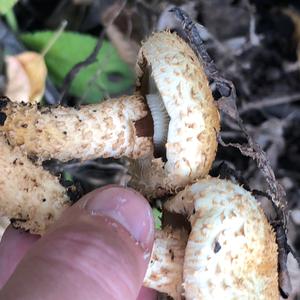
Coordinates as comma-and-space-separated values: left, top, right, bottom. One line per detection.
137, 287, 158, 300
83, 186, 155, 251
1, 186, 155, 300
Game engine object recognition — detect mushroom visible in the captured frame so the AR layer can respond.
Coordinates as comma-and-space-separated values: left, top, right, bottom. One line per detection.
0, 143, 279, 299
143, 227, 188, 300
0, 135, 80, 234
153, 177, 279, 300
0, 31, 220, 197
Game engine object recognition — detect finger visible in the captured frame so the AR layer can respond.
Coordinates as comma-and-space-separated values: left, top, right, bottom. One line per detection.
137, 287, 157, 300
1, 186, 155, 300
0, 225, 39, 288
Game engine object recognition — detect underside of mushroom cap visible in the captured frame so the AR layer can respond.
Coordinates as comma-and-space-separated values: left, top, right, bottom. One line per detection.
167, 178, 278, 300
132, 31, 220, 197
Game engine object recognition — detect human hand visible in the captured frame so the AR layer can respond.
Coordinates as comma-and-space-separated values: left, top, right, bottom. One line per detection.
0, 186, 156, 300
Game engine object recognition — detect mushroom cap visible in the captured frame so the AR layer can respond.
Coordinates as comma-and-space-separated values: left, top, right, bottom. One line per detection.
133, 31, 220, 197
143, 227, 188, 300
168, 178, 278, 299
0, 136, 71, 234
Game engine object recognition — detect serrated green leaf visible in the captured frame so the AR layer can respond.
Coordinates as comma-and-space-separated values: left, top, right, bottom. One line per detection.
152, 208, 162, 230
0, 0, 18, 14
21, 31, 134, 104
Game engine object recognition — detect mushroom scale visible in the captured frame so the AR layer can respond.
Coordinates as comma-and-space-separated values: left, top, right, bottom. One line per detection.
165, 177, 279, 300
131, 31, 220, 197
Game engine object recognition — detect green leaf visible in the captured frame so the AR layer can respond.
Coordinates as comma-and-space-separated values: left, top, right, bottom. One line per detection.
21, 31, 134, 104
152, 208, 162, 230
0, 0, 18, 14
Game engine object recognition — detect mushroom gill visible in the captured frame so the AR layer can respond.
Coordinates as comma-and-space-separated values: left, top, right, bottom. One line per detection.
146, 75, 170, 158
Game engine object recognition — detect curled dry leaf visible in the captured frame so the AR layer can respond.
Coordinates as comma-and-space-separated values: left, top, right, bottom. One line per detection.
5, 51, 47, 103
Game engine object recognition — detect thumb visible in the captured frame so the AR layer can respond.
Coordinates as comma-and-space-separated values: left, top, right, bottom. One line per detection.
0, 186, 155, 300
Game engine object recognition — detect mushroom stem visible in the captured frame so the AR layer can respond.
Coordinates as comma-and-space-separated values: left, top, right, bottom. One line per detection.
0, 95, 153, 162
143, 227, 188, 300
0, 135, 79, 234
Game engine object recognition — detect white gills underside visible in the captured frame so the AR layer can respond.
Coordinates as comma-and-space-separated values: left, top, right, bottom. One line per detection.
146, 93, 170, 155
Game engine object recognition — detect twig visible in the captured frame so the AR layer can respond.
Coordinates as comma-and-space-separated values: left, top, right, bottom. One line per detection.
240, 93, 300, 113
41, 20, 68, 57
58, 30, 105, 105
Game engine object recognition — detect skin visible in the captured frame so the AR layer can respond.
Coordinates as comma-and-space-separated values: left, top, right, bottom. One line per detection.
0, 186, 157, 300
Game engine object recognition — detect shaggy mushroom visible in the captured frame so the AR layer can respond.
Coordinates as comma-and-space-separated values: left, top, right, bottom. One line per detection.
158, 177, 279, 300
0, 135, 80, 234
143, 228, 188, 300
0, 145, 279, 299
0, 31, 220, 197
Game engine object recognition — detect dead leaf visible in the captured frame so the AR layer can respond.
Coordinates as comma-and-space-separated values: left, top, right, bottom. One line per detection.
5, 55, 31, 102
16, 52, 47, 102
105, 24, 139, 67
100, 1, 139, 68
5, 51, 47, 103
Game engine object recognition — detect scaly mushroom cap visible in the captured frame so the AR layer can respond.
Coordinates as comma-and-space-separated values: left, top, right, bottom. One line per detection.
143, 228, 188, 300
132, 31, 220, 197
167, 178, 278, 300
0, 136, 74, 234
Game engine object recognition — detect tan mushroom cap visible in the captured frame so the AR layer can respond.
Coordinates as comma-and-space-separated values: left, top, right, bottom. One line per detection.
143, 228, 188, 300
166, 177, 279, 300
132, 31, 220, 197
0, 136, 71, 234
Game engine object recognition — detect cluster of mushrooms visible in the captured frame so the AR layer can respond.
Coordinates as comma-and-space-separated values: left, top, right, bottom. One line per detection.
0, 31, 279, 299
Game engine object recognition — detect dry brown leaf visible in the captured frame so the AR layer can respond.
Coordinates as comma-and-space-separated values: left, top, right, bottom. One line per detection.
100, 1, 138, 68
5, 55, 31, 103
16, 52, 47, 102
5, 51, 47, 103
105, 24, 139, 68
